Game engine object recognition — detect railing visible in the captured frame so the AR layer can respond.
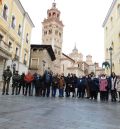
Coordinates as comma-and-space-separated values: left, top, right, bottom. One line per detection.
0, 40, 10, 53
29, 65, 38, 70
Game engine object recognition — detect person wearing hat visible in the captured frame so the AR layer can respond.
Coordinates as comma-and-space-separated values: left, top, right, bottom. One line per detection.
2, 66, 12, 95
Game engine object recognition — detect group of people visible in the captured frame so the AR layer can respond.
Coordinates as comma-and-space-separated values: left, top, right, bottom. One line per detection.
2, 66, 120, 102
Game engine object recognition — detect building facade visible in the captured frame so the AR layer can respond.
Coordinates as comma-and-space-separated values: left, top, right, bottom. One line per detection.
61, 45, 104, 77
42, 2, 64, 73
103, 0, 120, 75
0, 0, 34, 86
30, 45, 56, 75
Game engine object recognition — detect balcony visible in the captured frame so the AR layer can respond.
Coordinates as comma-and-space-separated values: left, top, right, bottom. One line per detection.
0, 40, 11, 59
29, 65, 38, 70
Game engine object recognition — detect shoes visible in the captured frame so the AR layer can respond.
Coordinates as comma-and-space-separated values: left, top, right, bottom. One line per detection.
2, 93, 4, 95
6, 93, 9, 95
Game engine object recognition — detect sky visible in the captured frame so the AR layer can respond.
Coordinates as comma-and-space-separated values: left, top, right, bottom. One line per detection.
20, 0, 113, 66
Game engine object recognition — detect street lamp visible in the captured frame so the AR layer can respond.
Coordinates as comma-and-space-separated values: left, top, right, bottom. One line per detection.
109, 46, 113, 75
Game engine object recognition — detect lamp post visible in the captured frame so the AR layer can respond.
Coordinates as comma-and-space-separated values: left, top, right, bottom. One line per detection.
109, 47, 113, 75
94, 62, 97, 76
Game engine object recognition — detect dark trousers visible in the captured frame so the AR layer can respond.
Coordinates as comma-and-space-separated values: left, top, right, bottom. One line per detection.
35, 87, 41, 96
52, 87, 57, 97
18, 84, 25, 95
59, 89, 64, 97
100, 91, 108, 101
25, 83, 31, 96
2, 80, 10, 94
111, 90, 117, 102
78, 87, 85, 98
12, 83, 18, 95
46, 82, 50, 97
91, 91, 98, 100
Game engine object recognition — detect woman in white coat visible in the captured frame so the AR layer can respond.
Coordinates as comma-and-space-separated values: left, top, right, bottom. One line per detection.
116, 76, 120, 102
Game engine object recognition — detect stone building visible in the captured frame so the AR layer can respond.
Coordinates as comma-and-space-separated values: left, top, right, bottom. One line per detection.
42, 1, 64, 73
61, 45, 104, 77
30, 45, 55, 75
103, 0, 120, 75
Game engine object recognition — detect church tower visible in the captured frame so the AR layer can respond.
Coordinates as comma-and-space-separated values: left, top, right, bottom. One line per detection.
42, 1, 64, 73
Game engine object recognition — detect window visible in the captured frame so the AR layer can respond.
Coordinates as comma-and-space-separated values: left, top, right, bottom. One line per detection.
59, 32, 61, 37
9, 41, 12, 49
24, 53, 27, 65
33, 48, 37, 52
26, 33, 29, 43
18, 24, 22, 36
53, 12, 56, 16
49, 29, 52, 34
3, 5, 8, 20
57, 14, 59, 18
117, 4, 120, 16
15, 47, 18, 55
55, 30, 58, 35
44, 31, 47, 35
0, 34, 3, 42
11, 16, 16, 29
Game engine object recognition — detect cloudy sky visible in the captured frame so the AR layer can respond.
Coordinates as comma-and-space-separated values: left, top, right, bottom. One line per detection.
20, 0, 113, 66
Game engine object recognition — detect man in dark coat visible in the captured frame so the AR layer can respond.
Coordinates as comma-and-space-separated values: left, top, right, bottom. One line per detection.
2, 66, 12, 95
65, 73, 72, 97
18, 72, 25, 95
12, 71, 21, 95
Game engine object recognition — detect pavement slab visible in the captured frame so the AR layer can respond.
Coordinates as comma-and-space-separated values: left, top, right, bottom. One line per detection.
0, 95, 120, 129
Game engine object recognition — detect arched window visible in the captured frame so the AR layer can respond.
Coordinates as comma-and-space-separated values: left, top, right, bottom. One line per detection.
53, 12, 56, 16
26, 33, 29, 43
3, 4, 8, 20
18, 24, 22, 36
11, 16, 16, 29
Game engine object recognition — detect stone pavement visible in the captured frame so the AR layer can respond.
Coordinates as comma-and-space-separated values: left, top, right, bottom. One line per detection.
0, 95, 120, 129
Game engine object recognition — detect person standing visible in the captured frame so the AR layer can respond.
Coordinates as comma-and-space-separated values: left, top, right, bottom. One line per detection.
2, 66, 12, 95
116, 76, 120, 102
110, 72, 117, 102
65, 73, 71, 97
99, 74, 108, 101
18, 72, 25, 95
52, 74, 58, 97
24, 71, 34, 96
12, 71, 21, 95
59, 75, 65, 97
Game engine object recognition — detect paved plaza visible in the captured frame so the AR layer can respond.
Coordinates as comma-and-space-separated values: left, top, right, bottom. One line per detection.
0, 95, 120, 129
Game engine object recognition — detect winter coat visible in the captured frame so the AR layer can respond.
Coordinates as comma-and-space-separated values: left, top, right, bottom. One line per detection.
90, 77, 99, 92
12, 74, 21, 86
59, 77, 65, 89
3, 69, 12, 81
116, 78, 120, 92
99, 77, 108, 91
110, 77, 117, 90
24, 73, 34, 83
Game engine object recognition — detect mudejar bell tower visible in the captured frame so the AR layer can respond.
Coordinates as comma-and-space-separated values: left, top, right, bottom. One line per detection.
42, 1, 64, 73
